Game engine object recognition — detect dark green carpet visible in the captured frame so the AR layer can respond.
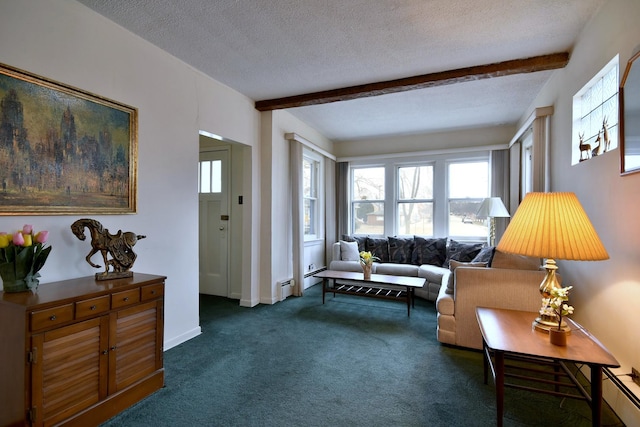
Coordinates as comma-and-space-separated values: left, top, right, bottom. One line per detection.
101, 284, 623, 426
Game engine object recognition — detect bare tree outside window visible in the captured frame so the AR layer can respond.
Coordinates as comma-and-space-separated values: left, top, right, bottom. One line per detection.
397, 165, 433, 235
352, 167, 384, 234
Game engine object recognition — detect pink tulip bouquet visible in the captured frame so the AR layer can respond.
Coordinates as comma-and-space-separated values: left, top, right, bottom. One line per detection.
0, 224, 52, 293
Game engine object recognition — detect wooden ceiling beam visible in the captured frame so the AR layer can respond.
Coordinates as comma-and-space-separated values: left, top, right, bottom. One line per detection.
254, 52, 569, 111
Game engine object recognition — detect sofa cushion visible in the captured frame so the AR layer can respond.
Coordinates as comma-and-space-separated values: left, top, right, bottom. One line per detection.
339, 240, 360, 261
341, 234, 366, 252
375, 263, 419, 277
329, 260, 370, 273
445, 260, 488, 294
444, 240, 484, 267
412, 236, 447, 267
491, 249, 540, 270
418, 264, 449, 283
388, 236, 414, 264
366, 237, 390, 262
472, 246, 495, 265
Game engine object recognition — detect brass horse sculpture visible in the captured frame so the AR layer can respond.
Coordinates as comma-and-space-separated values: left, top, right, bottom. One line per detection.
71, 218, 146, 280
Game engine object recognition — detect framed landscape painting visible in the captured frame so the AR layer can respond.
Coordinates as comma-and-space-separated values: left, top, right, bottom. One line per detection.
0, 63, 137, 215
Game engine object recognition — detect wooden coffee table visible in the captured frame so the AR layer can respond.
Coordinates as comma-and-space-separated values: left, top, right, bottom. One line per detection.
314, 270, 426, 316
476, 307, 619, 427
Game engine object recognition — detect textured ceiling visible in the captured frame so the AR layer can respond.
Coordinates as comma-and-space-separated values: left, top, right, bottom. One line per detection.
76, 0, 605, 141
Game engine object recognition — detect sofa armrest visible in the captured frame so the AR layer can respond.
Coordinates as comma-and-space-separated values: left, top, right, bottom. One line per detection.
452, 267, 548, 349
332, 242, 341, 262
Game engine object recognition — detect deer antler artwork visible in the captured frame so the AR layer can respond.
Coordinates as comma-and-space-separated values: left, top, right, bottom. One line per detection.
71, 218, 146, 280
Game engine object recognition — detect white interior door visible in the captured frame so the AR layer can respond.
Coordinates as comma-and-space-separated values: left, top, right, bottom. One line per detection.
199, 149, 229, 296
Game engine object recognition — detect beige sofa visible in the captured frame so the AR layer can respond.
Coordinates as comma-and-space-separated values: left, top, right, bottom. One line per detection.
329, 240, 452, 301
435, 250, 549, 350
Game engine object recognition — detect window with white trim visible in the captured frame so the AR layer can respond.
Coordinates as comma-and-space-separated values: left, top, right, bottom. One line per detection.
397, 165, 434, 235
572, 55, 619, 165
351, 166, 385, 235
303, 150, 323, 240
348, 153, 490, 240
447, 161, 489, 240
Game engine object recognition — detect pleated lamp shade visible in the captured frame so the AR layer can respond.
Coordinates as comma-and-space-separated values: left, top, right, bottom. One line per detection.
496, 192, 609, 261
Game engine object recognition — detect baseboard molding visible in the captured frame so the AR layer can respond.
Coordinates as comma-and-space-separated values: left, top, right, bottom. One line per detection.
164, 326, 201, 351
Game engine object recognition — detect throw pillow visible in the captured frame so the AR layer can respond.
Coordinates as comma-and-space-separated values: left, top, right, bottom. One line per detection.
443, 240, 484, 267
445, 260, 488, 294
339, 240, 360, 261
411, 236, 447, 266
388, 236, 414, 264
341, 234, 366, 252
365, 237, 390, 262
472, 246, 496, 265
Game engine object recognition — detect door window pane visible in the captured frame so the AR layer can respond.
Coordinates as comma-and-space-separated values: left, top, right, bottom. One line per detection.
199, 160, 221, 194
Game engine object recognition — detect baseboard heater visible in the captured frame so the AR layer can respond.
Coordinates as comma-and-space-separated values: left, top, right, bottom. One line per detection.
304, 267, 326, 278
604, 367, 640, 410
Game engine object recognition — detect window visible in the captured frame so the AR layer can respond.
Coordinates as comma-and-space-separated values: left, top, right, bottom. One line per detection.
303, 154, 320, 238
572, 55, 619, 165
397, 165, 433, 235
351, 167, 385, 235
448, 161, 489, 240
198, 159, 221, 193
348, 153, 490, 239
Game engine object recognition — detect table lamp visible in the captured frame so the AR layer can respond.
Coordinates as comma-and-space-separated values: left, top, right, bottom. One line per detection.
496, 192, 609, 332
476, 197, 510, 246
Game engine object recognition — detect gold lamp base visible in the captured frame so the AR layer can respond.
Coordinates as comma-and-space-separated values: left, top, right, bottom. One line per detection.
532, 258, 571, 334
532, 316, 571, 333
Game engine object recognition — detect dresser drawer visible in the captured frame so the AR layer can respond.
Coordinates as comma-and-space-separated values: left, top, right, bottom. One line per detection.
141, 283, 164, 301
31, 304, 74, 331
111, 288, 140, 309
75, 295, 110, 318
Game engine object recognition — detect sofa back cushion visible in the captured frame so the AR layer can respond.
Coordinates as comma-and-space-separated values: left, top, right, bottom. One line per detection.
365, 237, 390, 262
491, 249, 541, 270
412, 236, 447, 266
444, 240, 484, 267
388, 236, 414, 264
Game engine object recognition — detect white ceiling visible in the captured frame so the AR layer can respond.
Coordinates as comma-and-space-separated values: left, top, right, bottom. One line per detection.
77, 0, 605, 141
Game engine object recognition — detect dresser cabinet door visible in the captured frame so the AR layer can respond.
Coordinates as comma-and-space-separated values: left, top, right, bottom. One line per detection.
31, 316, 109, 426
109, 300, 163, 393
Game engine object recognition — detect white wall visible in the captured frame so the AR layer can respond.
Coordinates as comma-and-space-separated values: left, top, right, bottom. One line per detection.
0, 0, 261, 348
333, 125, 516, 159
260, 110, 333, 303
521, 1, 640, 423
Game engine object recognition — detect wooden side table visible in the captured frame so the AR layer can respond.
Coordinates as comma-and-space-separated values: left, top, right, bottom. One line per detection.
476, 307, 619, 427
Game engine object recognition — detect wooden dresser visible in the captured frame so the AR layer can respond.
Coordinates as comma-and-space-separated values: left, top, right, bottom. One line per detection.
0, 273, 166, 427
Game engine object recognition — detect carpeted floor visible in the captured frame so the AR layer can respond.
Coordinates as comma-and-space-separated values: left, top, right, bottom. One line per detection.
101, 283, 624, 426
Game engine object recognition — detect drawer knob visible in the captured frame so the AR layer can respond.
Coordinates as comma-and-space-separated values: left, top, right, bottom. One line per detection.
151, 290, 156, 295
110, 345, 117, 351
90, 305, 97, 310
49, 315, 56, 321
102, 349, 109, 355
123, 297, 129, 302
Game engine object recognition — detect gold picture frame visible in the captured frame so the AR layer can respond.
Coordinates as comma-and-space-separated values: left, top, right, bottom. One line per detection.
0, 62, 137, 215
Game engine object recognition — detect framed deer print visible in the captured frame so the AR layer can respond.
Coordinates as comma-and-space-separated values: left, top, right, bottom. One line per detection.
0, 62, 137, 215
